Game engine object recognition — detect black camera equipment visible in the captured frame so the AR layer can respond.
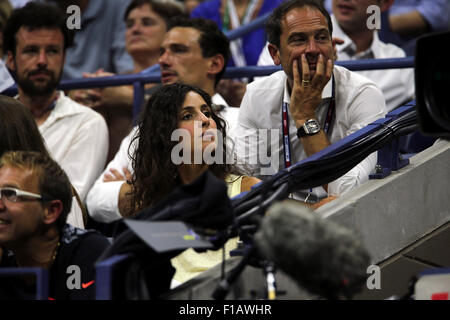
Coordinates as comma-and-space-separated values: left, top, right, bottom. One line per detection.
415, 31, 450, 139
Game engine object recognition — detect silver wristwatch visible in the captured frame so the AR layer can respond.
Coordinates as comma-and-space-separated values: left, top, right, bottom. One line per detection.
297, 119, 321, 138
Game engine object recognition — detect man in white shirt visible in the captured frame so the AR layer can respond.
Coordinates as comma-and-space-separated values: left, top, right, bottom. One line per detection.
258, 0, 414, 112
235, 0, 387, 200
2, 3, 108, 228
87, 17, 238, 223
330, 0, 414, 111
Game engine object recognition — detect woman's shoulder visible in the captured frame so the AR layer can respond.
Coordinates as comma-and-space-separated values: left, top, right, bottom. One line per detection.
225, 174, 244, 198
225, 174, 261, 197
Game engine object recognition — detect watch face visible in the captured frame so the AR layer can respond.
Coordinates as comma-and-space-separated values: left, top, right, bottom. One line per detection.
305, 120, 320, 133
297, 119, 321, 137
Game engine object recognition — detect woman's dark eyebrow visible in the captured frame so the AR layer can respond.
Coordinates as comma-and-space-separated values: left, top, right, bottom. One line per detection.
182, 103, 209, 110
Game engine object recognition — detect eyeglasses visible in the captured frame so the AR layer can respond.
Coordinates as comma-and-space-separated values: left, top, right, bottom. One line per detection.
0, 187, 52, 203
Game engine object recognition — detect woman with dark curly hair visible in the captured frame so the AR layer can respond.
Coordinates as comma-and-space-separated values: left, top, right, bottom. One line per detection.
130, 82, 259, 212
128, 83, 259, 284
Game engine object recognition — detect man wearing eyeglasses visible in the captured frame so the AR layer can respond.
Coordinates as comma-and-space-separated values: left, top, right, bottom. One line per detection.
0, 151, 109, 300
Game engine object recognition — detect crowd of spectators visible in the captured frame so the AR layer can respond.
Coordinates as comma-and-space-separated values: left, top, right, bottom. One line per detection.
0, 0, 448, 300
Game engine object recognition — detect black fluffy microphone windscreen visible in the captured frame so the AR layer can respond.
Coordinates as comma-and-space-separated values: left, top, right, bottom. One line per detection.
254, 201, 371, 299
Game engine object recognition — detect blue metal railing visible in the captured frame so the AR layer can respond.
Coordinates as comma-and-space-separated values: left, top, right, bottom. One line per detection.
2, 57, 415, 92
95, 254, 132, 300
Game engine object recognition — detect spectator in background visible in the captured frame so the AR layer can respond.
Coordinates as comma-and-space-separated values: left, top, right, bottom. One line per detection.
0, 151, 109, 300
324, 0, 450, 56
46, 0, 134, 79
3, 2, 108, 228
387, 0, 450, 55
192, 0, 284, 67
191, 0, 285, 107
330, 0, 435, 153
123, 0, 186, 82
0, 0, 11, 57
331, 0, 414, 111
0, 0, 13, 92
183, 0, 203, 14
71, 0, 187, 163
